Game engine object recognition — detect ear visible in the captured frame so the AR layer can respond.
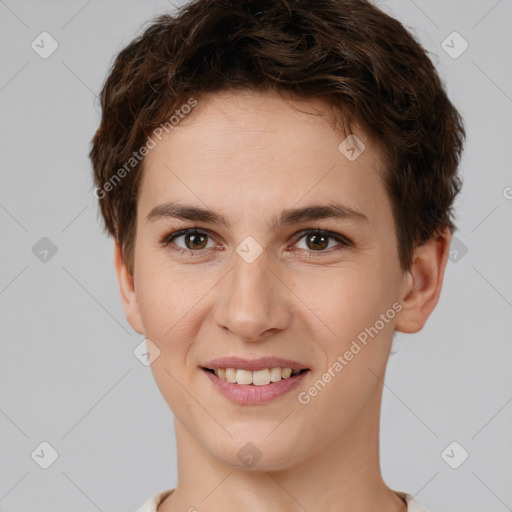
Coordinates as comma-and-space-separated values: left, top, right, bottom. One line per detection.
113, 242, 144, 334
395, 228, 452, 334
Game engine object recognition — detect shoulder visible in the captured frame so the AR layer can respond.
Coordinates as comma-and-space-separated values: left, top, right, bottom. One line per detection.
394, 490, 429, 512
137, 488, 427, 512
135, 489, 175, 512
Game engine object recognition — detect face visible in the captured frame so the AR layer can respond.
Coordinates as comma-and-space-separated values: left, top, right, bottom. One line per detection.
115, 90, 443, 471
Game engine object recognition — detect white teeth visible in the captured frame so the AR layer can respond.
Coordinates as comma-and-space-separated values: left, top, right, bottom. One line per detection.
281, 368, 292, 379
252, 369, 271, 386
236, 369, 253, 385
269, 367, 282, 382
225, 368, 237, 383
212, 367, 299, 385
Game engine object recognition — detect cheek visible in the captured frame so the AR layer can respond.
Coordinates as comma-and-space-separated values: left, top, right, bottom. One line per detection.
295, 271, 396, 430
134, 259, 205, 410
293, 265, 392, 343
134, 255, 201, 353
292, 262, 398, 414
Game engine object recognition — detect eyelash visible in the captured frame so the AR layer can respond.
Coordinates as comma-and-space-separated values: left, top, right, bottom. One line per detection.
160, 228, 352, 257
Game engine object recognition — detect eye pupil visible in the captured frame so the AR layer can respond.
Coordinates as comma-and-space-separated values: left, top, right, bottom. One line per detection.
186, 232, 207, 250
307, 234, 328, 250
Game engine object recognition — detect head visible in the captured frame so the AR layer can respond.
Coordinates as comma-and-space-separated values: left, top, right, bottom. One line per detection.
90, 0, 464, 471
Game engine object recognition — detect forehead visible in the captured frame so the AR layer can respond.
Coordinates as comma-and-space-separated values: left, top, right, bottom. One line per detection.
138, 90, 389, 228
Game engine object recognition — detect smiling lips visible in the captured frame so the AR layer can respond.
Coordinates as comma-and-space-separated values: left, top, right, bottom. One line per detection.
206, 367, 305, 386
201, 356, 310, 404
202, 356, 309, 385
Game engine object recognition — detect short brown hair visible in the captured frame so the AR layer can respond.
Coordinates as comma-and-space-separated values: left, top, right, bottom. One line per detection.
90, 0, 465, 273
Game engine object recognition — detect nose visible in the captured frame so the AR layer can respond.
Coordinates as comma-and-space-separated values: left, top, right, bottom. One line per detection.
213, 249, 292, 342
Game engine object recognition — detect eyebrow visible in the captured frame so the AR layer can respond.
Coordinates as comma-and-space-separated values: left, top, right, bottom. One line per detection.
146, 201, 369, 230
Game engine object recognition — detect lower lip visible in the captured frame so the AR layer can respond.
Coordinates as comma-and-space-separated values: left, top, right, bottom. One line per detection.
202, 368, 309, 404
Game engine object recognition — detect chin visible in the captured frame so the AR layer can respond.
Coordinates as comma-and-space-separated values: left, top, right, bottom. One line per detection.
207, 428, 307, 472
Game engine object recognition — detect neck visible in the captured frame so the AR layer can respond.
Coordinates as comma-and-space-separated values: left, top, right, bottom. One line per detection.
159, 382, 406, 512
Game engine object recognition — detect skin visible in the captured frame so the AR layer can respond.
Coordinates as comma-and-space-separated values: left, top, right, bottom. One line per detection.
114, 89, 451, 512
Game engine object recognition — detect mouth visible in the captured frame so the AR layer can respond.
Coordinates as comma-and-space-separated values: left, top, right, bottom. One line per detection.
199, 356, 310, 403
201, 366, 309, 386
201, 365, 310, 404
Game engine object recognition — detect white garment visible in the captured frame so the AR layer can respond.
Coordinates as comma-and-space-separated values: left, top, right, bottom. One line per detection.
135, 488, 428, 511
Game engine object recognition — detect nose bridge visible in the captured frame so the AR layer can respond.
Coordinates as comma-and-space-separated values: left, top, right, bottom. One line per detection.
214, 245, 289, 341
234, 246, 271, 303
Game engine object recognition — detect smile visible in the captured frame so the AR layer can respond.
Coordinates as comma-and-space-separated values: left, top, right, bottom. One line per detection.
202, 367, 307, 385
201, 365, 310, 405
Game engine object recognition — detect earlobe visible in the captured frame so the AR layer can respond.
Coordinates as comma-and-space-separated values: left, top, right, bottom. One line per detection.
395, 229, 452, 334
113, 242, 144, 334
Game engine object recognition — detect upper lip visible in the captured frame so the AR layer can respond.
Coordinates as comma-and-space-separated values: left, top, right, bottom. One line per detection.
202, 356, 309, 371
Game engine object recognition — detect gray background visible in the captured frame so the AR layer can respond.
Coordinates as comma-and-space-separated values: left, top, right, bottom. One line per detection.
1, 0, 511, 511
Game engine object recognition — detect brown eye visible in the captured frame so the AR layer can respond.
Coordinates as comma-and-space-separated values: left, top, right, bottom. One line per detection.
305, 233, 330, 250
183, 232, 208, 250
294, 229, 351, 253
163, 228, 215, 253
